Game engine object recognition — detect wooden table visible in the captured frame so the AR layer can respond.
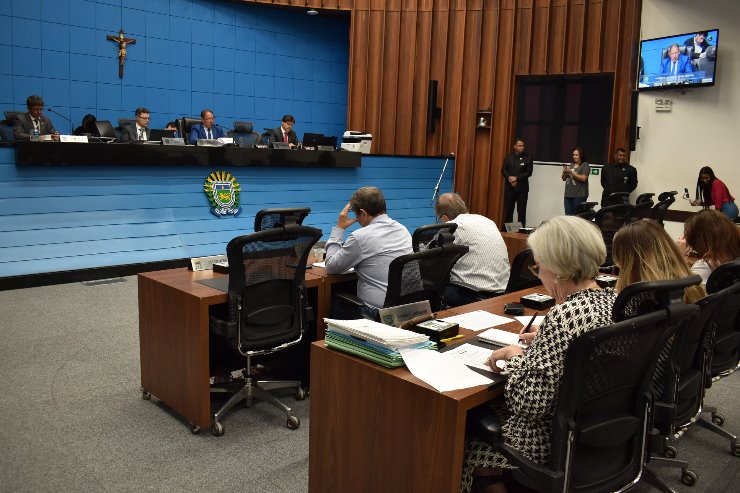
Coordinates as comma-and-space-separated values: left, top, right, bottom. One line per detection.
501, 231, 530, 265
138, 267, 323, 431
308, 287, 547, 493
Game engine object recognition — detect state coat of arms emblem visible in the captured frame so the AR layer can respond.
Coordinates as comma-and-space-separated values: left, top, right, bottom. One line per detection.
203, 171, 241, 217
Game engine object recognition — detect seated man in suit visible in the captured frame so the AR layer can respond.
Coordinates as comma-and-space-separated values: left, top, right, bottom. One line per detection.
684, 31, 710, 61
660, 44, 694, 75
435, 193, 510, 307
119, 107, 152, 142
13, 95, 60, 141
269, 114, 298, 148
189, 109, 226, 144
325, 186, 413, 319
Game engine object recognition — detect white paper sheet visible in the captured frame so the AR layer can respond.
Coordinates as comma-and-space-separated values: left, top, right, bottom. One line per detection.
399, 347, 492, 392
514, 315, 546, 327
439, 310, 514, 331
312, 261, 354, 273
440, 343, 494, 371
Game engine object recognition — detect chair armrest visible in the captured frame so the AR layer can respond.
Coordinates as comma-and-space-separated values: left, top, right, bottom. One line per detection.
333, 292, 365, 308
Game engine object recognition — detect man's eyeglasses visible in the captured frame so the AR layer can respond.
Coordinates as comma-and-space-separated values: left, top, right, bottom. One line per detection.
528, 263, 540, 277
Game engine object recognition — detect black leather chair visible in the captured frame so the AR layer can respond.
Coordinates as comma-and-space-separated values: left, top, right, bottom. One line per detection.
3, 110, 23, 123
628, 200, 655, 223
594, 203, 634, 269
504, 248, 542, 293
411, 223, 458, 252
651, 191, 677, 224
254, 207, 310, 232
695, 260, 740, 456
635, 192, 655, 206
179, 117, 201, 144
471, 290, 698, 493
574, 201, 598, 221
333, 239, 469, 318
232, 121, 261, 147
208, 225, 322, 436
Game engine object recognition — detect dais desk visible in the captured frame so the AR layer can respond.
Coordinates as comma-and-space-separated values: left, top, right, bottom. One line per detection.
308, 287, 547, 493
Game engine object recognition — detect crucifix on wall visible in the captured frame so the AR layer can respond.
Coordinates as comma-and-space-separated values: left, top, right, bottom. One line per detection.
106, 29, 137, 78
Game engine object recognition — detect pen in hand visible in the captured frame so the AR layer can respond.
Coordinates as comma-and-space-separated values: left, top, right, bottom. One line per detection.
519, 312, 538, 344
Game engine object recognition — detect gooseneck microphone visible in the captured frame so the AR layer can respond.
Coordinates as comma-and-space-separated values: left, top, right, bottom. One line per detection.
431, 152, 455, 205
45, 107, 74, 134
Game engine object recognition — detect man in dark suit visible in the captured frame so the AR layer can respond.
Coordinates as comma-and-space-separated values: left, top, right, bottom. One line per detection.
119, 107, 152, 142
13, 95, 60, 141
684, 31, 710, 60
501, 138, 534, 227
270, 114, 298, 147
600, 147, 638, 206
660, 44, 694, 75
189, 109, 227, 144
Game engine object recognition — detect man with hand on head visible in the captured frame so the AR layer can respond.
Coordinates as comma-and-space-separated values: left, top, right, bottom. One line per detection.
189, 109, 226, 144
13, 95, 60, 141
435, 193, 510, 307
325, 186, 413, 319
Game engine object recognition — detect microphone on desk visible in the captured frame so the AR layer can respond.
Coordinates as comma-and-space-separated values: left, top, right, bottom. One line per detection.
431, 152, 455, 206
45, 107, 74, 135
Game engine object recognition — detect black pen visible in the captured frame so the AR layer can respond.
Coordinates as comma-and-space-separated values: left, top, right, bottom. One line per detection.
522, 312, 538, 334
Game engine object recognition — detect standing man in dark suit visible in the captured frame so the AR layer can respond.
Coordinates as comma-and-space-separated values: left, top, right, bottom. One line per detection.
13, 95, 60, 141
189, 109, 227, 144
119, 107, 152, 142
501, 138, 534, 227
270, 114, 298, 148
600, 147, 638, 206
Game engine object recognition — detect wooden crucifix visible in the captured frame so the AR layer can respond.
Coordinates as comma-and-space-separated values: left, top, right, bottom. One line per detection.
106, 29, 137, 78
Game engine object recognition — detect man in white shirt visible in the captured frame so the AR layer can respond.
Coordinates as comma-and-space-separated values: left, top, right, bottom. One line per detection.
435, 193, 511, 307
325, 186, 413, 318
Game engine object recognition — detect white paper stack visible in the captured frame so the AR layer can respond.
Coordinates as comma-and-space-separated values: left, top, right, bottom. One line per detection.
478, 328, 526, 349
324, 318, 429, 348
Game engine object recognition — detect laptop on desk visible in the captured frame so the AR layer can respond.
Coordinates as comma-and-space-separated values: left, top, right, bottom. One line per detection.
148, 129, 176, 142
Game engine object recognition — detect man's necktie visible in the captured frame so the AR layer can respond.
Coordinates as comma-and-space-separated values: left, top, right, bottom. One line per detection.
283, 131, 288, 143
207, 128, 212, 139
139, 128, 145, 140
672, 61, 677, 76
33, 119, 39, 132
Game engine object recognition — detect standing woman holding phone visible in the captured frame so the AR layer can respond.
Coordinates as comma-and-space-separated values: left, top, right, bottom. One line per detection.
690, 166, 738, 220
562, 147, 590, 215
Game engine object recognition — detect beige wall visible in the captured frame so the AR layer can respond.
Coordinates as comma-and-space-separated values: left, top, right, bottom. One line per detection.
526, 0, 739, 237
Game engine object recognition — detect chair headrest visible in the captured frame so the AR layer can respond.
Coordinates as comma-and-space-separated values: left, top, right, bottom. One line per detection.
234, 121, 253, 133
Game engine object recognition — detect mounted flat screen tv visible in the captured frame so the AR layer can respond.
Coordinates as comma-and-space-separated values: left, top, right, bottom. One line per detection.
638, 29, 718, 91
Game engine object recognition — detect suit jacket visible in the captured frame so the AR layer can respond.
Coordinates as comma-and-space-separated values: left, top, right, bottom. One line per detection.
660, 55, 693, 75
189, 124, 227, 145
684, 37, 710, 59
119, 124, 151, 142
270, 127, 298, 146
501, 151, 534, 192
13, 113, 57, 141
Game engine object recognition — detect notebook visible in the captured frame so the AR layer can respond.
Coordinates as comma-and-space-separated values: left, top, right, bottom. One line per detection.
478, 328, 526, 349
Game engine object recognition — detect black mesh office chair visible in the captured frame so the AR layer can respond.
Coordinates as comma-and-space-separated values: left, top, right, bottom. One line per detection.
208, 225, 322, 436
613, 275, 711, 486
232, 121, 261, 147
254, 207, 310, 231
471, 295, 698, 493
504, 248, 542, 293
605, 192, 631, 206
574, 201, 598, 221
651, 191, 677, 224
411, 223, 458, 252
332, 239, 469, 318
695, 260, 740, 456
594, 203, 634, 270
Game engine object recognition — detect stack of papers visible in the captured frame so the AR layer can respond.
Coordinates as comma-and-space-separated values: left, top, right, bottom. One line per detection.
478, 328, 527, 349
324, 318, 436, 368
439, 310, 513, 331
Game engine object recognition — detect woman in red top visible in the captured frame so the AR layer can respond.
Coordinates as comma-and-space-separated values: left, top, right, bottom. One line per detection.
691, 166, 738, 220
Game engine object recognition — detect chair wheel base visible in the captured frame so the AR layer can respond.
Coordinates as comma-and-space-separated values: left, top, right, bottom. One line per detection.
287, 415, 300, 430
681, 469, 697, 486
212, 421, 224, 436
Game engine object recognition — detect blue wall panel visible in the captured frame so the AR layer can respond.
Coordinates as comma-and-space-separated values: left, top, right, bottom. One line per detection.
0, 148, 455, 278
1, 0, 349, 137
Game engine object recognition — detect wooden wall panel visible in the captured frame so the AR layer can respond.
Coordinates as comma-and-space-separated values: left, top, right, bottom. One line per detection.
345, 0, 642, 222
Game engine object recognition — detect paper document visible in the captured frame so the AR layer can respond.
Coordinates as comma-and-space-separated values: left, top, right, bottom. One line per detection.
514, 316, 546, 327
324, 318, 429, 348
478, 328, 527, 349
312, 261, 354, 273
441, 343, 493, 371
439, 310, 513, 331
399, 347, 492, 392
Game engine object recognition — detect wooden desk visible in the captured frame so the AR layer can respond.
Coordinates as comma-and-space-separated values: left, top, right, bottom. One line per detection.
501, 231, 529, 265
306, 261, 357, 338
138, 267, 323, 431
308, 287, 546, 493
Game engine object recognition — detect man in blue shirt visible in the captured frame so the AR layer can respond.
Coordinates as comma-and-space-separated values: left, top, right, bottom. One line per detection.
189, 109, 227, 144
325, 186, 413, 318
660, 44, 694, 75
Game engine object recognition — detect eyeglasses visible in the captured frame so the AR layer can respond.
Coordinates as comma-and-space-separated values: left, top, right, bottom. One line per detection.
528, 263, 540, 277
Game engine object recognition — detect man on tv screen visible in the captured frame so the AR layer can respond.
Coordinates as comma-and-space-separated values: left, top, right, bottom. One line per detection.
660, 44, 693, 75
684, 31, 710, 60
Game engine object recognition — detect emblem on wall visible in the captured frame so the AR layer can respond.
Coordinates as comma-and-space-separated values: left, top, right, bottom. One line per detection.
203, 171, 242, 217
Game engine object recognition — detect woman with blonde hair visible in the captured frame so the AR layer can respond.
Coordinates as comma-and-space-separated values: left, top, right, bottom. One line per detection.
678, 209, 740, 283
612, 219, 705, 303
